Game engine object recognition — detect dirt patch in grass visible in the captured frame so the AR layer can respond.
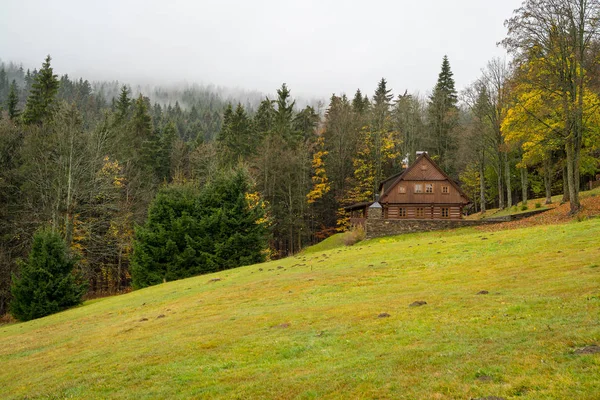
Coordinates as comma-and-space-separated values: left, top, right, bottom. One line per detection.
574, 345, 600, 354
377, 313, 391, 318
409, 301, 427, 307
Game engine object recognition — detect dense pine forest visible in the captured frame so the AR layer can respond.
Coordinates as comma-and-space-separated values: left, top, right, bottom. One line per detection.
1, 0, 599, 318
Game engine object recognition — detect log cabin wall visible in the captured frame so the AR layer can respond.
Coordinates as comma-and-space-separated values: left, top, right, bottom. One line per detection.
383, 205, 462, 220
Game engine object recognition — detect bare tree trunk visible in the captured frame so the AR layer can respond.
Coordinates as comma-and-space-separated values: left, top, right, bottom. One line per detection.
565, 139, 580, 214
504, 152, 512, 208
543, 157, 552, 204
479, 153, 486, 214
497, 159, 504, 209
520, 167, 528, 205
562, 164, 570, 204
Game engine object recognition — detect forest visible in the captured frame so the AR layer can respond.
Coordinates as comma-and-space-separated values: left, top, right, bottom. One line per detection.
0, 0, 599, 317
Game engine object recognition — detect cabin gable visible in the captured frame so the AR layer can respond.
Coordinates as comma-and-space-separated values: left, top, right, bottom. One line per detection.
380, 153, 470, 206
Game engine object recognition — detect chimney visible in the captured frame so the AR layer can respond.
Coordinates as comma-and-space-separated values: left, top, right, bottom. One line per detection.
416, 151, 427, 157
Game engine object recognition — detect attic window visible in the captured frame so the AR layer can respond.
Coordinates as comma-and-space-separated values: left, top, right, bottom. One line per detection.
442, 186, 450, 194
398, 186, 406, 194
425, 183, 433, 193
414, 184, 423, 193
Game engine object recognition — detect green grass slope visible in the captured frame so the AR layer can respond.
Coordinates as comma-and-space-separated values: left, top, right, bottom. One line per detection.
1, 220, 600, 399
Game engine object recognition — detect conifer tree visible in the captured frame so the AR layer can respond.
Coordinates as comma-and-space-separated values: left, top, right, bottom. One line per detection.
10, 228, 87, 321
22, 55, 60, 125
7, 80, 20, 121
115, 85, 131, 123
352, 89, 367, 114
428, 55, 458, 172
131, 168, 267, 288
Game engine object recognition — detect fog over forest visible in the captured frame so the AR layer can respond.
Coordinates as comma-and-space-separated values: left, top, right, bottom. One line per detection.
1, 0, 521, 100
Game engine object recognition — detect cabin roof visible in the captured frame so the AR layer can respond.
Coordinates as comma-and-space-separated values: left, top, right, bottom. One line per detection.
378, 169, 406, 193
342, 201, 374, 211
380, 152, 470, 203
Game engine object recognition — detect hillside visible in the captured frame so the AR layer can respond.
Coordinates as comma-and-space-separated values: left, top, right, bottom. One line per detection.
1, 218, 599, 399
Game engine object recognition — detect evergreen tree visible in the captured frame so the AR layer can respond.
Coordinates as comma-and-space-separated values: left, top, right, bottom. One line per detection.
7, 80, 20, 121
115, 85, 131, 122
10, 228, 87, 321
158, 121, 177, 181
428, 55, 459, 172
274, 83, 297, 143
131, 168, 267, 288
352, 89, 363, 113
254, 98, 275, 135
22, 55, 60, 125
0, 67, 7, 103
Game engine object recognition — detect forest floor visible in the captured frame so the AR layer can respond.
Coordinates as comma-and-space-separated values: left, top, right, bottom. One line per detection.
1, 215, 599, 398
466, 186, 600, 221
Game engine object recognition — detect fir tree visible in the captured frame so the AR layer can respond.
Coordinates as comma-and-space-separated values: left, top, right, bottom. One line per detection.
274, 83, 297, 143
131, 168, 267, 288
115, 85, 131, 122
0, 67, 7, 102
352, 89, 366, 114
428, 55, 458, 172
22, 55, 60, 125
10, 228, 87, 321
6, 80, 20, 121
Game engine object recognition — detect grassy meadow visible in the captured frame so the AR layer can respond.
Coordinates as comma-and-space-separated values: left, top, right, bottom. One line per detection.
1, 217, 599, 399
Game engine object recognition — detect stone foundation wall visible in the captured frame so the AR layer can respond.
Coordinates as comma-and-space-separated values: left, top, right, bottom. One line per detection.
365, 219, 495, 239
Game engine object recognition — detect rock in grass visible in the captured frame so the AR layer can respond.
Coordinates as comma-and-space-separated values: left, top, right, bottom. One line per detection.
575, 345, 600, 354
139, 318, 148, 322
208, 278, 221, 283
477, 290, 489, 295
409, 301, 427, 307
272, 323, 290, 329
377, 312, 391, 318
471, 397, 506, 400
157, 314, 165, 319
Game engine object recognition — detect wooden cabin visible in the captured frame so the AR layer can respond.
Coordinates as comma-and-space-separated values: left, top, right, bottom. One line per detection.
345, 152, 470, 222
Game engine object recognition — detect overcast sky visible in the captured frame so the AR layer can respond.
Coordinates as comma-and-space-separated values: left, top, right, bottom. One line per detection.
1, 0, 522, 100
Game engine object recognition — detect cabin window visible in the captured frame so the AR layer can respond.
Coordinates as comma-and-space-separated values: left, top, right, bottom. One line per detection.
425, 183, 433, 193
416, 207, 424, 217
442, 186, 449, 194
414, 184, 423, 193
441, 207, 449, 218
398, 185, 406, 194
399, 208, 406, 217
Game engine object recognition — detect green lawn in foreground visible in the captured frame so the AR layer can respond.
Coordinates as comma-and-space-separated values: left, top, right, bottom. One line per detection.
1, 219, 599, 399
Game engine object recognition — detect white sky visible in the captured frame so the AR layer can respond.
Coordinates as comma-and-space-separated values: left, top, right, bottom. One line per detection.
0, 0, 523, 100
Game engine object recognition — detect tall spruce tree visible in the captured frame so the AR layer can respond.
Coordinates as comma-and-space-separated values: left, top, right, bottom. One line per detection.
7, 80, 20, 121
22, 55, 60, 125
115, 85, 131, 123
428, 55, 458, 173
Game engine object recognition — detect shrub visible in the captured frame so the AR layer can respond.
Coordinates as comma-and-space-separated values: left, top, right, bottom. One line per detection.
131, 168, 268, 289
10, 229, 87, 321
521, 203, 528, 211
343, 225, 366, 246
535, 202, 542, 209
